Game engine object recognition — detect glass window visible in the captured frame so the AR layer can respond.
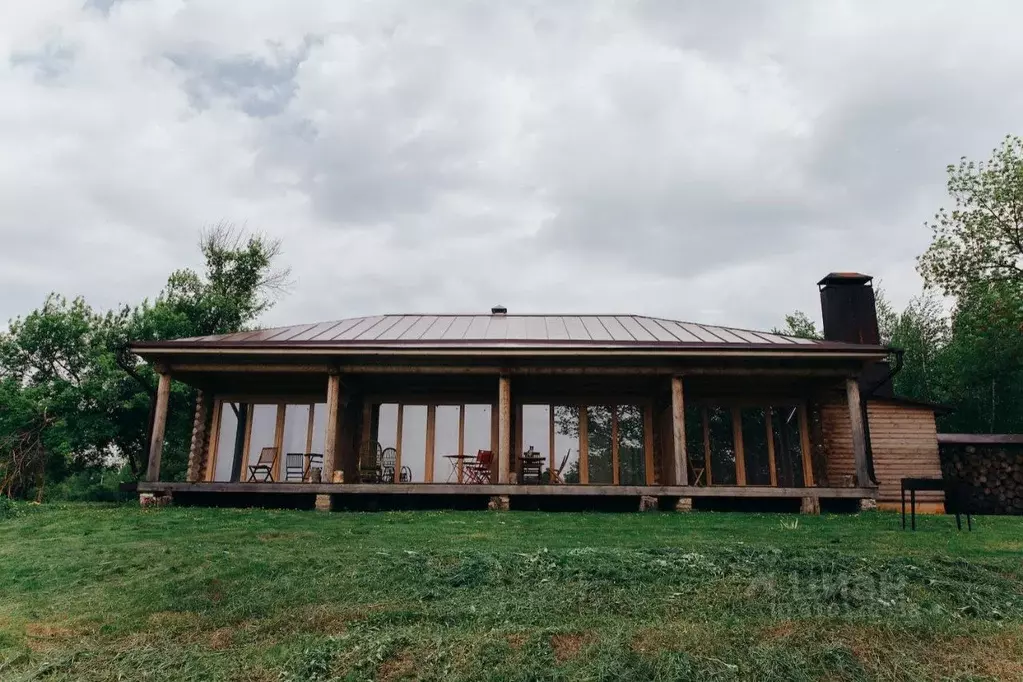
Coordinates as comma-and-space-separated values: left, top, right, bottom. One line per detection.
586, 406, 614, 484
741, 408, 772, 486
400, 405, 428, 482
617, 405, 646, 486
553, 406, 581, 484
377, 404, 399, 450
707, 406, 737, 485
684, 404, 705, 484
309, 403, 326, 454
212, 401, 241, 482
521, 405, 552, 481
246, 405, 280, 472
433, 405, 461, 482
280, 404, 312, 479
463, 404, 493, 481
772, 405, 805, 487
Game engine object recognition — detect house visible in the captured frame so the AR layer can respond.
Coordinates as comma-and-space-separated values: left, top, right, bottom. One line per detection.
131, 273, 944, 512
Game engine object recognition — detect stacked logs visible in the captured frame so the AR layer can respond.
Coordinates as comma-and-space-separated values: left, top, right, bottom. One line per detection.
940, 443, 1023, 515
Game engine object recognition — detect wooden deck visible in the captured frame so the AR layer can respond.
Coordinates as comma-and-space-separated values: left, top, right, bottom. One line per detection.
135, 481, 875, 499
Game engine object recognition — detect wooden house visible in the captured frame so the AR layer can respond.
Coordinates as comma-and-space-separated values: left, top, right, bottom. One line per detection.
132, 273, 944, 512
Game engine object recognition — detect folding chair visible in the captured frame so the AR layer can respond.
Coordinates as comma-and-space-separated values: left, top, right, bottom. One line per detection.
284, 452, 305, 481
465, 450, 494, 484
247, 447, 279, 482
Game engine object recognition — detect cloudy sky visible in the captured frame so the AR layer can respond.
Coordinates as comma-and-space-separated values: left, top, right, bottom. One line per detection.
3, 1, 1022, 333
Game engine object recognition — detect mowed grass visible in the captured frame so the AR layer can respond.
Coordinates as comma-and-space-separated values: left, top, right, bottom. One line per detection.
1, 505, 1023, 681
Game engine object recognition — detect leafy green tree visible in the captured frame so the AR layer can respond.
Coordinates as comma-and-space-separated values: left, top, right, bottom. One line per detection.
771, 311, 820, 339
886, 293, 947, 402
918, 135, 1023, 297
0, 225, 290, 497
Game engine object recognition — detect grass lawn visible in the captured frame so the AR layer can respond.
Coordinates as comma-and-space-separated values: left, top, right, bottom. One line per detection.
1, 504, 1022, 681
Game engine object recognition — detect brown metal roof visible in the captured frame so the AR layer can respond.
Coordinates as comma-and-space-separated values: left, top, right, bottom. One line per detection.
133, 314, 887, 354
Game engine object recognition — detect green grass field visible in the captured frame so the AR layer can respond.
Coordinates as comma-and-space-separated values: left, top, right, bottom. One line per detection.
1, 504, 1022, 681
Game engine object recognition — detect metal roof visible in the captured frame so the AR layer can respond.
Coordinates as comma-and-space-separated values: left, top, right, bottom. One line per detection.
137, 314, 885, 353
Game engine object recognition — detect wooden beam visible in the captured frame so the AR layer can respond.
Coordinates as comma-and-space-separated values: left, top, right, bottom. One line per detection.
799, 403, 817, 487
458, 405, 466, 484
425, 404, 437, 482
395, 404, 405, 477
137, 480, 878, 499
643, 404, 655, 485
702, 407, 712, 486
845, 379, 869, 487
579, 406, 589, 484
146, 372, 173, 482
513, 402, 524, 483
305, 404, 316, 454
766, 407, 778, 487
171, 363, 331, 374
497, 376, 512, 484
273, 404, 286, 480
204, 399, 222, 482
611, 406, 620, 485
240, 403, 254, 478
732, 407, 746, 486
548, 406, 556, 477
670, 376, 687, 486
322, 374, 342, 481
490, 402, 499, 481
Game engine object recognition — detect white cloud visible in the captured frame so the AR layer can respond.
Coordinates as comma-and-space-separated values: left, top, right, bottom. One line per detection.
2, 0, 1023, 332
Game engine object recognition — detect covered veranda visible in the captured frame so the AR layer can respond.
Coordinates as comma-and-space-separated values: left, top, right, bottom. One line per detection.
133, 338, 881, 512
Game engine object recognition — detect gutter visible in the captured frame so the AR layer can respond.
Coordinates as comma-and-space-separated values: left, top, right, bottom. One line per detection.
859, 349, 905, 485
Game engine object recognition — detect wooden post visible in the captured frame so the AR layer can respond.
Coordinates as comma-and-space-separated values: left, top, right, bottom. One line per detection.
846, 379, 869, 487
732, 407, 746, 486
670, 376, 687, 486
498, 375, 511, 484
146, 371, 172, 482
548, 406, 556, 477
425, 404, 437, 482
798, 404, 816, 487
702, 407, 712, 486
322, 373, 342, 482
273, 404, 286, 480
765, 407, 778, 487
204, 399, 222, 482
458, 405, 466, 484
579, 406, 589, 484
611, 406, 620, 485
643, 404, 655, 485
395, 404, 405, 478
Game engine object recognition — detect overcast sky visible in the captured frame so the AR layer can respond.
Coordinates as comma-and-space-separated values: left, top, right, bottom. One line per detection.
3, 1, 1022, 333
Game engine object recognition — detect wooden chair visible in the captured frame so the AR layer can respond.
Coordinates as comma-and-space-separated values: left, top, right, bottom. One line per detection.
358, 441, 382, 483
547, 449, 571, 484
465, 450, 494, 484
247, 447, 278, 482
380, 447, 411, 483
284, 453, 305, 481
520, 447, 544, 484
688, 455, 707, 486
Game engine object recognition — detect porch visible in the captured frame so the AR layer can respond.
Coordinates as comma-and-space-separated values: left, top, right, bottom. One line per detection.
140, 354, 879, 512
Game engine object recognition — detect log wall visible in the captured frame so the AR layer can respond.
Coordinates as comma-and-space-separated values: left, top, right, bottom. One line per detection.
822, 400, 943, 508
940, 443, 1023, 515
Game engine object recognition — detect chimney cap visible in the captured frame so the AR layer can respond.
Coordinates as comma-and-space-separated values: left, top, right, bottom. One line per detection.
491, 304, 507, 315
817, 272, 873, 287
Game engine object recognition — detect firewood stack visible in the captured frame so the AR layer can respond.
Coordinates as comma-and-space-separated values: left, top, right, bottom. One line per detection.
940, 444, 1023, 515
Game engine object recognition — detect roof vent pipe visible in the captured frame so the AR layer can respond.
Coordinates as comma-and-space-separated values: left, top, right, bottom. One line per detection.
491, 305, 507, 315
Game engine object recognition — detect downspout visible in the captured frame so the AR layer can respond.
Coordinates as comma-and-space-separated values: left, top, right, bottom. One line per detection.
859, 350, 905, 485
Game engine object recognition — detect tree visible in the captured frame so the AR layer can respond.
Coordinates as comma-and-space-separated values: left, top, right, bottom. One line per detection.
886, 292, 947, 403
918, 135, 1023, 297
771, 311, 820, 340
0, 225, 290, 497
